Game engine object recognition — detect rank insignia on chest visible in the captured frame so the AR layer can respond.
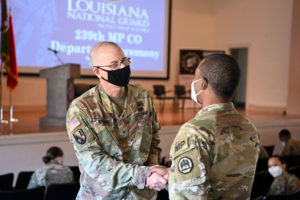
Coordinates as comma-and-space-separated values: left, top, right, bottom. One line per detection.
178, 156, 193, 174
73, 129, 86, 144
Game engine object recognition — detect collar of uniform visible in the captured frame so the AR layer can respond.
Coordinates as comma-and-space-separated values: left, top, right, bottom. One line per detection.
198, 102, 235, 115
97, 83, 137, 117
276, 170, 288, 179
47, 160, 60, 165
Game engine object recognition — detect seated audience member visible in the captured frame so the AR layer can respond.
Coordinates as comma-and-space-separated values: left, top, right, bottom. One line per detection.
279, 129, 300, 156
267, 155, 300, 196
27, 146, 73, 189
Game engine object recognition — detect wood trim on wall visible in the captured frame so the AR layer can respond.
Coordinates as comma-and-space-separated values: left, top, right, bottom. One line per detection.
3, 105, 46, 112
246, 104, 286, 115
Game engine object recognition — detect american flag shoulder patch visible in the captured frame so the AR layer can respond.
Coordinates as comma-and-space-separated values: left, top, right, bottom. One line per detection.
69, 116, 81, 133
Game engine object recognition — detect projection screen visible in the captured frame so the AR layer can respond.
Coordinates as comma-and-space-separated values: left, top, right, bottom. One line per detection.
7, 0, 171, 79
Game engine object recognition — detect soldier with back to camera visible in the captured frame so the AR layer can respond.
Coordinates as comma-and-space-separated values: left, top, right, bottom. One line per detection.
167, 54, 260, 200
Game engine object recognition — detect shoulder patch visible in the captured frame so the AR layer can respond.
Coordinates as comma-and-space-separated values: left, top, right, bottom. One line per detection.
69, 116, 81, 133
173, 137, 188, 156
178, 156, 193, 174
73, 129, 86, 144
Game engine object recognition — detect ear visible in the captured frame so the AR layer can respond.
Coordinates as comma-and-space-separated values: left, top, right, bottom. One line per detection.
201, 78, 208, 90
282, 163, 286, 170
93, 67, 102, 79
54, 156, 63, 165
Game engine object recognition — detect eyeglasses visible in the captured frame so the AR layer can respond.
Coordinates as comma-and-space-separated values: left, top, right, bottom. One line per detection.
94, 57, 131, 70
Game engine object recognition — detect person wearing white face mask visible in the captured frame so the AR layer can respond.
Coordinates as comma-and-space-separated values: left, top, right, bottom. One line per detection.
168, 54, 260, 200
267, 155, 300, 196
279, 129, 300, 156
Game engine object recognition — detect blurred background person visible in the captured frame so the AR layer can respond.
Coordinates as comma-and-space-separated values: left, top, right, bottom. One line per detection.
279, 129, 300, 156
267, 155, 300, 196
27, 146, 73, 189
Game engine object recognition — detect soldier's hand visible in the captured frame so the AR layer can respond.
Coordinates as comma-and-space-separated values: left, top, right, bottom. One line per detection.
148, 165, 169, 177
146, 172, 167, 191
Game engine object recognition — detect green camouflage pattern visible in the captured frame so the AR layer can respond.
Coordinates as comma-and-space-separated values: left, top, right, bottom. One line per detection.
66, 84, 161, 200
27, 161, 73, 189
281, 139, 300, 156
168, 102, 260, 200
267, 170, 300, 195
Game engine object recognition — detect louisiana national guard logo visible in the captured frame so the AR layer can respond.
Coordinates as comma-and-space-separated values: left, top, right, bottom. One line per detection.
178, 157, 193, 174
73, 129, 86, 144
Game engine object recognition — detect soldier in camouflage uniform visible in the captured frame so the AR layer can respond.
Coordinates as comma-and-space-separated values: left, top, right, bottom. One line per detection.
267, 155, 300, 195
66, 41, 166, 200
168, 54, 260, 200
27, 146, 73, 189
279, 129, 300, 156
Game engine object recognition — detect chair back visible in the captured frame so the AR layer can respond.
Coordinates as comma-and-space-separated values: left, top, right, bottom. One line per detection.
264, 145, 275, 157
14, 171, 34, 190
287, 166, 300, 179
153, 85, 166, 96
69, 166, 81, 182
284, 155, 300, 168
0, 173, 14, 191
263, 190, 300, 200
44, 182, 80, 200
174, 85, 186, 96
0, 186, 45, 200
251, 171, 274, 199
256, 158, 269, 172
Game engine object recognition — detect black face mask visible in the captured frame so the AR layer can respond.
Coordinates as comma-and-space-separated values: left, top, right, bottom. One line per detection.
100, 65, 131, 87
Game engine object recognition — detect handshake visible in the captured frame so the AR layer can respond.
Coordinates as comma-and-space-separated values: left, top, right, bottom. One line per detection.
146, 165, 170, 191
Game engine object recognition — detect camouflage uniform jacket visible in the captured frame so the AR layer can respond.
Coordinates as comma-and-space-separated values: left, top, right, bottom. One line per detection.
66, 84, 161, 200
27, 161, 73, 189
168, 102, 260, 200
267, 170, 300, 195
281, 139, 300, 156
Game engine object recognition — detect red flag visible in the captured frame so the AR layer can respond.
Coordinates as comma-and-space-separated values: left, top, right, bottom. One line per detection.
6, 13, 18, 90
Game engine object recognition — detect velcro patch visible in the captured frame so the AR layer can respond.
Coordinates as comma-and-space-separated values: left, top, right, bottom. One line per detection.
69, 116, 81, 133
73, 129, 86, 144
172, 137, 189, 157
178, 156, 193, 174
175, 139, 188, 153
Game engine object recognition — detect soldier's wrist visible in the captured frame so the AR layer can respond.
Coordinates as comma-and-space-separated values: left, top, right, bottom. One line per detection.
132, 166, 149, 189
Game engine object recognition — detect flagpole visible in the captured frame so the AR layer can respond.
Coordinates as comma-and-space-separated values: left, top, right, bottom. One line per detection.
9, 89, 12, 134
0, 61, 8, 134
9, 89, 18, 135
0, 60, 3, 135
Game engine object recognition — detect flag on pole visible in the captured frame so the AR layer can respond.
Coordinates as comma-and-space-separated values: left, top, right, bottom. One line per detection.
1, 0, 18, 90
7, 12, 18, 90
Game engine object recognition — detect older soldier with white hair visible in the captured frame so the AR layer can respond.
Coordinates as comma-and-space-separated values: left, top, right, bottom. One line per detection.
66, 41, 167, 199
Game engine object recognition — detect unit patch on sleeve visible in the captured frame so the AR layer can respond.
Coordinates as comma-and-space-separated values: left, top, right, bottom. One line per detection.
69, 116, 81, 133
73, 129, 86, 144
178, 156, 193, 174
